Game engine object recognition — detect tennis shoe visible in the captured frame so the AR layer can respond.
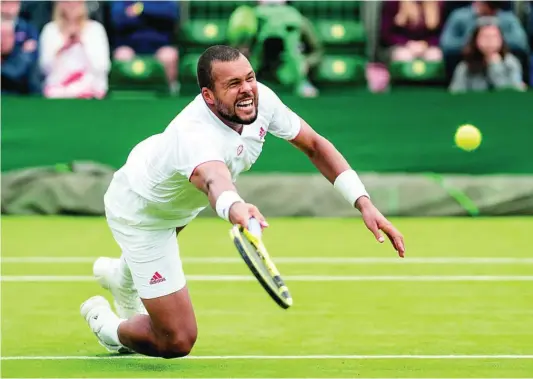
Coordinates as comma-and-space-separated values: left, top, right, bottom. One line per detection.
80, 295, 132, 354
93, 257, 147, 319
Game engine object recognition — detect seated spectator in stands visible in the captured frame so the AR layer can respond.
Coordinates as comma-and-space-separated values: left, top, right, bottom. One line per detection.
229, 0, 323, 98
1, 0, 20, 20
380, 0, 444, 63
110, 1, 180, 94
440, 1, 529, 59
449, 23, 525, 93
529, 1, 533, 35
19, 0, 105, 33
39, 1, 110, 99
1, 1, 41, 95
442, 0, 513, 21
529, 0, 533, 86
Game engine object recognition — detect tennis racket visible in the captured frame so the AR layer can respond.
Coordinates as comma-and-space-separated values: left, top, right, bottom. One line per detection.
229, 217, 293, 309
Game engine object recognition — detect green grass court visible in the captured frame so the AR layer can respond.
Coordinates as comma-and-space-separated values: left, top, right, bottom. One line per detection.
1, 217, 532, 378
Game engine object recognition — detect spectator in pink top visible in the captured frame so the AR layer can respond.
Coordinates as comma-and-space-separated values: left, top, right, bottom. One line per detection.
380, 0, 444, 62
39, 0, 110, 99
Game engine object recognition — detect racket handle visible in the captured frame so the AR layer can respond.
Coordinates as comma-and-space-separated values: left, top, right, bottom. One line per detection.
247, 217, 263, 238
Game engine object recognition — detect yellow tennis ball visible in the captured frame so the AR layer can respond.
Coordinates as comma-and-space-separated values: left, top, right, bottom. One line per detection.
455, 124, 482, 151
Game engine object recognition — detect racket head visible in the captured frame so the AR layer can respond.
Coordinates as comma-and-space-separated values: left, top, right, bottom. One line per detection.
230, 223, 293, 309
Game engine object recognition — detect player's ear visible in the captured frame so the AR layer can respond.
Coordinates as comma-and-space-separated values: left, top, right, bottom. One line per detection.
201, 87, 215, 106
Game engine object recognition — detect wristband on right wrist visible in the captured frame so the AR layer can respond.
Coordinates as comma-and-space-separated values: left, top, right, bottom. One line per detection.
215, 191, 244, 222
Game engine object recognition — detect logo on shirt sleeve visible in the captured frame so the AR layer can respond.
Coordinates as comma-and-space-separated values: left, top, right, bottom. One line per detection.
259, 127, 266, 140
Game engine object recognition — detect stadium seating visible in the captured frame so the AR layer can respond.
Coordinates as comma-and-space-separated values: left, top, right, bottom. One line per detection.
6, 0, 532, 96
291, 0, 367, 84
371, 0, 446, 84
178, 1, 255, 82
389, 60, 445, 82
108, 57, 168, 98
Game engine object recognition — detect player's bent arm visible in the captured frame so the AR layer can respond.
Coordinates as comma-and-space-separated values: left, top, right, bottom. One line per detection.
189, 161, 266, 228
289, 118, 371, 211
190, 161, 242, 219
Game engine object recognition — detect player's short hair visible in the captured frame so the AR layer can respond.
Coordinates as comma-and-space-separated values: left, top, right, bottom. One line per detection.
197, 45, 242, 90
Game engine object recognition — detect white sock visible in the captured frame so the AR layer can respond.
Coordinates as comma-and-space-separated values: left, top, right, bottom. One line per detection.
99, 309, 125, 347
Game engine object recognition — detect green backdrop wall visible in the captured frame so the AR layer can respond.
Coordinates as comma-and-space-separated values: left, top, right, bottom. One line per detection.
2, 90, 532, 174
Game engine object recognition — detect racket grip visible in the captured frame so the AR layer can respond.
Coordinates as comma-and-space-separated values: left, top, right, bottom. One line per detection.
248, 217, 263, 238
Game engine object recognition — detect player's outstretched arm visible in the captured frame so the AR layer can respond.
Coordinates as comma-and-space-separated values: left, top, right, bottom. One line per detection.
190, 161, 268, 230
289, 119, 405, 256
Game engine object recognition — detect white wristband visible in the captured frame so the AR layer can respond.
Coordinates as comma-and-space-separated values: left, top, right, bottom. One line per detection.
215, 191, 244, 221
333, 169, 369, 207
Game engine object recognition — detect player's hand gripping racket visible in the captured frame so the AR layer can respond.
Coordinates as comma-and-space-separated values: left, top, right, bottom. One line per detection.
230, 217, 293, 309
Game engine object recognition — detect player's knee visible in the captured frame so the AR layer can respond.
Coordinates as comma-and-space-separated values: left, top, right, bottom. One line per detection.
159, 328, 197, 359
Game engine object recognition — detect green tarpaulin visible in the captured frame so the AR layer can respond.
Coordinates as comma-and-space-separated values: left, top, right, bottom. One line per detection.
2, 90, 532, 174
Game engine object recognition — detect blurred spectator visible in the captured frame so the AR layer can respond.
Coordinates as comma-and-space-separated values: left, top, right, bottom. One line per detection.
528, 1, 533, 39
19, 1, 105, 33
110, 1, 180, 94
530, 1, 533, 85
294, 16, 323, 97
442, 1, 513, 21
449, 24, 525, 93
440, 1, 529, 57
2, 0, 21, 20
229, 1, 323, 98
380, 1, 444, 63
39, 1, 110, 99
1, 0, 41, 95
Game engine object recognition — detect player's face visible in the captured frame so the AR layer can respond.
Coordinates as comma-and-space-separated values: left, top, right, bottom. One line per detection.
210, 55, 259, 125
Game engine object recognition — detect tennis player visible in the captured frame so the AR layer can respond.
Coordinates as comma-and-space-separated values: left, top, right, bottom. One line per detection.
81, 45, 405, 358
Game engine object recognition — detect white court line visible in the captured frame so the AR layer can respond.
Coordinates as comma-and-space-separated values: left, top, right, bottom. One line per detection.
2, 354, 533, 361
6, 378, 529, 379
2, 275, 533, 282
2, 257, 533, 264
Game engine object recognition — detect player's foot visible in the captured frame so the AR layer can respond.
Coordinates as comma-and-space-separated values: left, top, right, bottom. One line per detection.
93, 257, 147, 319
80, 295, 132, 354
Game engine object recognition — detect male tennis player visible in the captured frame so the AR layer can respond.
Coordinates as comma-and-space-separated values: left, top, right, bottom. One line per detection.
81, 45, 405, 358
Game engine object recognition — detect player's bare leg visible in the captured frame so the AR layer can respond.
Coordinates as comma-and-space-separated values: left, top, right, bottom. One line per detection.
117, 287, 198, 357
81, 286, 197, 358
81, 224, 196, 357
94, 227, 187, 319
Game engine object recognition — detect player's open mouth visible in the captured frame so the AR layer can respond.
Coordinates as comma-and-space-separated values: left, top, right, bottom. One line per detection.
236, 99, 254, 111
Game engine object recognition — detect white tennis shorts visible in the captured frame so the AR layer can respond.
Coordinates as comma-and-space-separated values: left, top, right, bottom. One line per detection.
105, 213, 187, 299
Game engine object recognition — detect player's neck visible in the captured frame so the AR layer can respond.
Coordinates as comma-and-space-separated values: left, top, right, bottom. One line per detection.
208, 105, 243, 134
220, 118, 243, 133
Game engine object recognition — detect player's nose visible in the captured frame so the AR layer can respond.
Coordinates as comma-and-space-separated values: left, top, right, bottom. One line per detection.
240, 80, 253, 93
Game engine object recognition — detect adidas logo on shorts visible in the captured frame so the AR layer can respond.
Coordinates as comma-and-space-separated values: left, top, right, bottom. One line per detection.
149, 272, 166, 285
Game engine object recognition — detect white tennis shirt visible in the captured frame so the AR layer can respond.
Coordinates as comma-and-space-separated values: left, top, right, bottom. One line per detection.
104, 82, 301, 229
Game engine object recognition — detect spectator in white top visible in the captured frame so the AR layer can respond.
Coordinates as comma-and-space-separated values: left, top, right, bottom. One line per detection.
39, 0, 110, 99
